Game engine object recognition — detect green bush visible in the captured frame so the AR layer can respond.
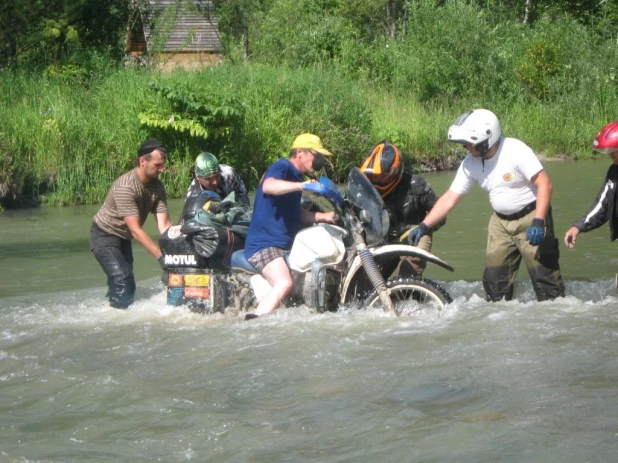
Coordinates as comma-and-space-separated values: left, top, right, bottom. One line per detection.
152, 64, 372, 187
250, 0, 354, 68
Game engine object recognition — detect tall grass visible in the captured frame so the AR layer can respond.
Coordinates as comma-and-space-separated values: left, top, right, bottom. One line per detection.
341, 1, 618, 162
136, 64, 373, 190
1, 0, 617, 208
0, 65, 373, 207
0, 69, 154, 206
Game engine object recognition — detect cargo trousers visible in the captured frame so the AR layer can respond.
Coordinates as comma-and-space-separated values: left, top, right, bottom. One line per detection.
396, 234, 432, 277
484, 208, 565, 302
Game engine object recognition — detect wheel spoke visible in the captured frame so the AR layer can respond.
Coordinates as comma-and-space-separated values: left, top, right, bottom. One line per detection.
365, 276, 452, 314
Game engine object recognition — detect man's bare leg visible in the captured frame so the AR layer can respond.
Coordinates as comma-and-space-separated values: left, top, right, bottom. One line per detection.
254, 257, 294, 316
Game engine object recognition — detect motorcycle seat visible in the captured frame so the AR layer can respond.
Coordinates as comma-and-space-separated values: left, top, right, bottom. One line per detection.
230, 250, 258, 273
230, 250, 290, 274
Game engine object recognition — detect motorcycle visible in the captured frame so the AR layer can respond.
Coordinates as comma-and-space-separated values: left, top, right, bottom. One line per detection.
159, 167, 454, 316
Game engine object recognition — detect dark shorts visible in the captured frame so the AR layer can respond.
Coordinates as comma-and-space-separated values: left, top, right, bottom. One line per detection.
248, 247, 287, 273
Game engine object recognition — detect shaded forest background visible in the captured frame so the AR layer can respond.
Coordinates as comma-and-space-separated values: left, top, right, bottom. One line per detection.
0, 0, 617, 208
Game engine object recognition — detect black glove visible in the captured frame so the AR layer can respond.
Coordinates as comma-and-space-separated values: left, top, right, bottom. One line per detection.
157, 255, 165, 269
407, 223, 429, 246
209, 201, 233, 214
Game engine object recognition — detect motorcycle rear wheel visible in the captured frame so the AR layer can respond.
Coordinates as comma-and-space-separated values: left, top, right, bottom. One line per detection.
365, 276, 452, 315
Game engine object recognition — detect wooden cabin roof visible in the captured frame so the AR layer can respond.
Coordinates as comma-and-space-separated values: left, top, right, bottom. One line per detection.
134, 0, 221, 53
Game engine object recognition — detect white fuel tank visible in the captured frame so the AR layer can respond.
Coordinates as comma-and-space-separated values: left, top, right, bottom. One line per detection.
288, 224, 347, 272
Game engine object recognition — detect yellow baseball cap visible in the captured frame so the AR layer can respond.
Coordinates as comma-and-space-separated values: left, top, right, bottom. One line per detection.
291, 133, 332, 156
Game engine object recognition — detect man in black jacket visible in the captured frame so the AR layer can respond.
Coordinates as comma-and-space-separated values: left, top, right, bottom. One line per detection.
564, 121, 618, 249
360, 140, 445, 276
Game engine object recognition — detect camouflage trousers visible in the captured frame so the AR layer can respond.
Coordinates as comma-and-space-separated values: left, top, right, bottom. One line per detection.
484, 208, 565, 302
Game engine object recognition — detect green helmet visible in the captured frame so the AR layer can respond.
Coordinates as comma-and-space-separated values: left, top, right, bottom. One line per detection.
195, 152, 220, 177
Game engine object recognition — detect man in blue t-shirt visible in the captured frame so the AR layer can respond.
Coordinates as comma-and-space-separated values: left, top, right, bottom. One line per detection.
244, 133, 336, 319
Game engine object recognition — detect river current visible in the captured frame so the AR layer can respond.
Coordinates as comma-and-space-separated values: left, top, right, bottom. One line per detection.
1, 160, 617, 462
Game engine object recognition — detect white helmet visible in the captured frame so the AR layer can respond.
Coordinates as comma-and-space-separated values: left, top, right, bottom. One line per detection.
447, 109, 501, 156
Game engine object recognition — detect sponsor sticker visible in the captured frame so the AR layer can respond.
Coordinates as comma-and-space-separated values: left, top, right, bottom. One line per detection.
185, 287, 210, 298
184, 274, 210, 287
168, 274, 183, 287
167, 287, 184, 305
167, 225, 183, 240
164, 254, 198, 266
503, 173, 515, 182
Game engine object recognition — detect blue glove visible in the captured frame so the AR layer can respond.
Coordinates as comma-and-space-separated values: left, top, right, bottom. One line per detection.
302, 182, 324, 195
526, 218, 545, 246
407, 223, 429, 246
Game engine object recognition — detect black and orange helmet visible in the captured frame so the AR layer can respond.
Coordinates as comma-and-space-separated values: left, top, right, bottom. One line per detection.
360, 140, 403, 197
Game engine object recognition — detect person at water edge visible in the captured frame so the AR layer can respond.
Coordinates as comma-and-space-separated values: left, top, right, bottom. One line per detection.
408, 109, 565, 302
89, 139, 172, 309
186, 151, 250, 207
564, 121, 618, 254
360, 139, 445, 276
243, 133, 336, 318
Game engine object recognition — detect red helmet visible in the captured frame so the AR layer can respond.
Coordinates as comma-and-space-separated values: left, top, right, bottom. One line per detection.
593, 121, 618, 155
360, 140, 403, 198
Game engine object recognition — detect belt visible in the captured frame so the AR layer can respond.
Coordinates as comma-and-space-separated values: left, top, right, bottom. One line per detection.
495, 201, 536, 221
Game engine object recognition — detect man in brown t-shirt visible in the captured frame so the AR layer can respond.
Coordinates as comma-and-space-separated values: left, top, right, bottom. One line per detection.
89, 139, 172, 309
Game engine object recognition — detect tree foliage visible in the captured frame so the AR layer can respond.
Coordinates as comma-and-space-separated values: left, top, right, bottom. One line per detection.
1, 0, 615, 69
0, 0, 129, 68
212, 0, 272, 62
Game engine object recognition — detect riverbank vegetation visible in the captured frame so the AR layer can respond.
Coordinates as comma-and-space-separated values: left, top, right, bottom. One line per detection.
0, 0, 617, 208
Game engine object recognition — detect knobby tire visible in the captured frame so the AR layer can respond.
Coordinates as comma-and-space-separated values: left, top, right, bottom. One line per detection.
365, 276, 452, 315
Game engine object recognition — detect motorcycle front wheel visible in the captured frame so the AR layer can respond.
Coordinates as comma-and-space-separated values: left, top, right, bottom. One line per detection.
365, 276, 452, 315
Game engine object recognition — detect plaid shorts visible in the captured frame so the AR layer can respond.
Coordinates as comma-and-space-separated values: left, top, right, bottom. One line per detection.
248, 247, 287, 273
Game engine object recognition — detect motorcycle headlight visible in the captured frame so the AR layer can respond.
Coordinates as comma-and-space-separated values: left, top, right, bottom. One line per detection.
359, 210, 372, 224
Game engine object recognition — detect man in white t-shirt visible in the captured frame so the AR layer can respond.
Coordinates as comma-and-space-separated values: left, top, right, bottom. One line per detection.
408, 109, 565, 302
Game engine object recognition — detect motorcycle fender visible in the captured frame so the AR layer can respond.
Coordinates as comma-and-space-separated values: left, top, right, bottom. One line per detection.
340, 245, 454, 302
376, 244, 454, 272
